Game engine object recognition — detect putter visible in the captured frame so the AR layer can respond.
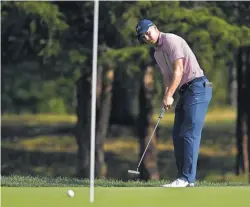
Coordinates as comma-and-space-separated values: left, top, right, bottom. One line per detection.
128, 107, 166, 175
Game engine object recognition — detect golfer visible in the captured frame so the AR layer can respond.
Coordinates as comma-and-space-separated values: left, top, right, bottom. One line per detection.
136, 19, 212, 187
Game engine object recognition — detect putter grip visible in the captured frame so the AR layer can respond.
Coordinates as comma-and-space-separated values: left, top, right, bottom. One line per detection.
159, 108, 166, 118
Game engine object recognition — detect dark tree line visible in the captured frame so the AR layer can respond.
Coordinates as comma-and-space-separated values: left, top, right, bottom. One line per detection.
1, 1, 250, 180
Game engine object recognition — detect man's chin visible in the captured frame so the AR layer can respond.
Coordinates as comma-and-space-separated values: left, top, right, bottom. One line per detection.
146, 40, 156, 44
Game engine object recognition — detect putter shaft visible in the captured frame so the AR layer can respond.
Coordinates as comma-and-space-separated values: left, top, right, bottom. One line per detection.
136, 108, 165, 169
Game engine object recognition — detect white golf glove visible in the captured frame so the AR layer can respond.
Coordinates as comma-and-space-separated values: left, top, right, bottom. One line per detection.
163, 96, 174, 110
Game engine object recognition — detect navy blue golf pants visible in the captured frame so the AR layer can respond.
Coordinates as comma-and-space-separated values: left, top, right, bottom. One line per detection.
172, 76, 212, 183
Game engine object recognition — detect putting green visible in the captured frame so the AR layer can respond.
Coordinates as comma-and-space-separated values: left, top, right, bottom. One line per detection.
2, 187, 250, 207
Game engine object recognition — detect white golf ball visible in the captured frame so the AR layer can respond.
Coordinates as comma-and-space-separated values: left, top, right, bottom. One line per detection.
67, 189, 74, 198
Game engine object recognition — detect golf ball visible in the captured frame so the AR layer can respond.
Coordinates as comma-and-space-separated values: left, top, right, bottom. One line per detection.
67, 189, 74, 197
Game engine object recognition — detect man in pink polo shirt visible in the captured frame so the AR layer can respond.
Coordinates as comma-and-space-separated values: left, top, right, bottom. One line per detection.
136, 19, 212, 187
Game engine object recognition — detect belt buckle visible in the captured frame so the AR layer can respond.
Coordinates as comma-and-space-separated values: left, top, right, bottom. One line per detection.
180, 83, 187, 92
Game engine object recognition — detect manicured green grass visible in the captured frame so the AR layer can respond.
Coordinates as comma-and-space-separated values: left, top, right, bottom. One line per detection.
2, 186, 250, 207
2, 175, 250, 207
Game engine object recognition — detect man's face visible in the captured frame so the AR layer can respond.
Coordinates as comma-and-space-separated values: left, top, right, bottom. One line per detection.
141, 26, 159, 44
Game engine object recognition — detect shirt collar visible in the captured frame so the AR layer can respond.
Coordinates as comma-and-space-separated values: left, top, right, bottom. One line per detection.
155, 32, 164, 50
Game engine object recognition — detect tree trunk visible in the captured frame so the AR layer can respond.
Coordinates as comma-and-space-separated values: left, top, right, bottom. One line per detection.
236, 46, 250, 181
228, 58, 237, 107
95, 65, 114, 178
247, 111, 250, 183
241, 114, 248, 175
138, 66, 159, 180
75, 74, 92, 178
74, 63, 114, 179
236, 47, 245, 175
246, 47, 250, 182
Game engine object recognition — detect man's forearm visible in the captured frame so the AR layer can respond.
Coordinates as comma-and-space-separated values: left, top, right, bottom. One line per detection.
165, 64, 183, 97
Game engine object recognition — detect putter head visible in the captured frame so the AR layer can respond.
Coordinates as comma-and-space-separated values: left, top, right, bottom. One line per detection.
128, 170, 140, 175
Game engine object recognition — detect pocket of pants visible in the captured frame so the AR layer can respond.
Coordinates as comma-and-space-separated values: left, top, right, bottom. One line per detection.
184, 82, 206, 105
188, 82, 205, 95
205, 85, 212, 103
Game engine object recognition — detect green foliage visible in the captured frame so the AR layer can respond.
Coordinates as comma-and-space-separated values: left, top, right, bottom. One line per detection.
14, 2, 67, 28
104, 46, 151, 68
1, 1, 68, 63
36, 81, 65, 114
1, 2, 250, 113
68, 50, 87, 64
106, 2, 250, 105
38, 98, 67, 114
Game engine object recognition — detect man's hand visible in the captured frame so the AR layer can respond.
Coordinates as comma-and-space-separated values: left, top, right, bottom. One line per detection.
163, 95, 174, 110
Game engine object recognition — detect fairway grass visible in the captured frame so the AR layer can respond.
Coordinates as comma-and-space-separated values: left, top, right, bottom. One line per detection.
2, 107, 235, 126
2, 187, 250, 207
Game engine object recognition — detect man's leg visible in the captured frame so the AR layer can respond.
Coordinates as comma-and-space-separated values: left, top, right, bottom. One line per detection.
180, 81, 212, 183
162, 98, 187, 187
172, 98, 184, 178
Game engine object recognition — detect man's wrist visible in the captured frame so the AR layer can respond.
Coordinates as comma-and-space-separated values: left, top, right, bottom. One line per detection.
165, 90, 173, 98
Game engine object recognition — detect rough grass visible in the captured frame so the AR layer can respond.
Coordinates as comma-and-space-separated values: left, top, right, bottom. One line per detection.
1, 107, 245, 182
2, 107, 235, 126
1, 113, 77, 126
1, 175, 249, 187
1, 107, 237, 155
1, 134, 236, 156
154, 106, 236, 125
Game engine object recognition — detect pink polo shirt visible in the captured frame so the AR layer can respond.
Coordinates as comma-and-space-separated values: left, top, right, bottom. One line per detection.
154, 32, 204, 88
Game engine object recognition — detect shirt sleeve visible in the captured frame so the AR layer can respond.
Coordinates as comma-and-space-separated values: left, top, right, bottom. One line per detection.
164, 37, 185, 64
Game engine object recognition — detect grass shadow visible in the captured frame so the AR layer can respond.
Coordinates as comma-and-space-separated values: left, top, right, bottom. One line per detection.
1, 124, 74, 140
1, 113, 240, 182
1, 146, 238, 182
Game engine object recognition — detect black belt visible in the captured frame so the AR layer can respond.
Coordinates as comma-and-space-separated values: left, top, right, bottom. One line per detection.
179, 76, 205, 92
